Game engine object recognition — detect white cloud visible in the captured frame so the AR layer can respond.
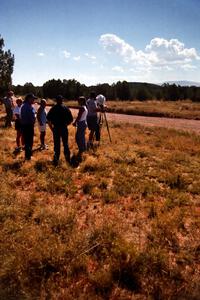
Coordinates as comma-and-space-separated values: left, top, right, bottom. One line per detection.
62, 50, 71, 58
112, 66, 124, 72
85, 53, 96, 60
73, 56, 81, 61
37, 52, 45, 57
181, 64, 197, 70
145, 37, 200, 65
99, 34, 200, 69
99, 34, 137, 63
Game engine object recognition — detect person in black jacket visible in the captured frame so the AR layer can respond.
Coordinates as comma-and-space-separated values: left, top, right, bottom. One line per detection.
47, 95, 73, 166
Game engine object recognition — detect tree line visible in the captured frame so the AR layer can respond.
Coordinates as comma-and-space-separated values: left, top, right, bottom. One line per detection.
12, 80, 200, 102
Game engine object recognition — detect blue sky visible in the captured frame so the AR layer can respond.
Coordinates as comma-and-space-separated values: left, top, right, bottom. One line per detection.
1, 0, 200, 86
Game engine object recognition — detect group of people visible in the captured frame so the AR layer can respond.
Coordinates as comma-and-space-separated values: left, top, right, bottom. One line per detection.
1, 90, 106, 165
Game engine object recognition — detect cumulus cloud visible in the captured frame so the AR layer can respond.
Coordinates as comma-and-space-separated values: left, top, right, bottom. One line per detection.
181, 64, 197, 70
112, 66, 124, 72
73, 56, 81, 61
62, 50, 71, 58
85, 53, 96, 60
99, 34, 200, 69
37, 52, 45, 57
99, 34, 137, 63
145, 37, 199, 64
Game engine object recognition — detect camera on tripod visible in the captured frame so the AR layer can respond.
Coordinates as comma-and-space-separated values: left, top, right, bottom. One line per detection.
96, 94, 106, 111
96, 94, 111, 142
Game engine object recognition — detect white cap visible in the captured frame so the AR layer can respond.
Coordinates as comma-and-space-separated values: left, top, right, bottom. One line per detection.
96, 94, 106, 105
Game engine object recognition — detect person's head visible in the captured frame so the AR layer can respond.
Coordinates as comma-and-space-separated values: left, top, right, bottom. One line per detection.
40, 98, 47, 107
90, 91, 96, 99
78, 96, 86, 106
25, 93, 38, 104
16, 98, 23, 107
96, 94, 106, 108
7, 91, 14, 97
55, 95, 64, 105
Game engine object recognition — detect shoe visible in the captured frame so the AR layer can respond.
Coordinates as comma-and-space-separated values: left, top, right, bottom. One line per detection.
25, 156, 31, 161
52, 158, 59, 166
65, 156, 71, 164
87, 141, 93, 150
14, 147, 21, 153
39, 144, 48, 150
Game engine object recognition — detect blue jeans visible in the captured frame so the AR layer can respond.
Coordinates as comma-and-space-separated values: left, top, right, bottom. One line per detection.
53, 126, 70, 162
76, 121, 87, 152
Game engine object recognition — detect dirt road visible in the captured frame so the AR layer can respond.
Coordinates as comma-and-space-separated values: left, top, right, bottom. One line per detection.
106, 112, 200, 134
42, 105, 200, 135
70, 108, 200, 135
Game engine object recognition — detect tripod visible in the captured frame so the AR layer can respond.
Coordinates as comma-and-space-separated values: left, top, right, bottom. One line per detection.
98, 111, 112, 143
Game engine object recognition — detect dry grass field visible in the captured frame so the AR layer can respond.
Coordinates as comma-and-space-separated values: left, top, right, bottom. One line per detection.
0, 106, 200, 299
66, 100, 200, 120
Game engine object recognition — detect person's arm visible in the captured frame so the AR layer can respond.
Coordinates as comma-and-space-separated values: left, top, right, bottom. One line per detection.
13, 107, 19, 120
37, 107, 43, 125
14, 113, 20, 120
66, 107, 73, 125
46, 108, 54, 130
94, 101, 101, 113
73, 107, 84, 126
48, 121, 54, 131
31, 106, 36, 123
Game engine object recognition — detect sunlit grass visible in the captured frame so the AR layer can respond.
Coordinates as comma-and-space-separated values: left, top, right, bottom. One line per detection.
0, 107, 200, 299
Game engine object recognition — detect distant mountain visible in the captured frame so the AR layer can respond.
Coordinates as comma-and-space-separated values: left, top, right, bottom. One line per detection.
162, 80, 200, 87
128, 82, 160, 88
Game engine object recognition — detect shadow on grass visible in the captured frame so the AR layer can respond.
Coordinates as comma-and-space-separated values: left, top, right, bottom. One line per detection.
32, 146, 45, 153
2, 160, 23, 171
70, 153, 82, 168
34, 160, 52, 172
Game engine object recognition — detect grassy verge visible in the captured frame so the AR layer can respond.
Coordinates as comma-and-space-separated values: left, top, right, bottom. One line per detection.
0, 108, 200, 299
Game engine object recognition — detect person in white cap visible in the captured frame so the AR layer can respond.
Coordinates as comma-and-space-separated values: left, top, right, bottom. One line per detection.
37, 98, 48, 150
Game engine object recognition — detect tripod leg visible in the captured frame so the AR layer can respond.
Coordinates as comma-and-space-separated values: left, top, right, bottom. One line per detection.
95, 113, 102, 143
103, 112, 112, 142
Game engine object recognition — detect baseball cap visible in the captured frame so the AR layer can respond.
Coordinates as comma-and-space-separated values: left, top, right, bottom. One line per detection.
25, 93, 38, 101
55, 95, 64, 101
8, 91, 14, 96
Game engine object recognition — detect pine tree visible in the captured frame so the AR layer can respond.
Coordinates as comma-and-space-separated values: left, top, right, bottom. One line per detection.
0, 35, 14, 95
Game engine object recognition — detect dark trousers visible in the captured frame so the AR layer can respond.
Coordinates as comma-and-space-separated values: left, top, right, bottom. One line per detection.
87, 115, 100, 141
76, 121, 87, 152
53, 126, 70, 162
21, 124, 34, 159
95, 122, 100, 141
5, 108, 13, 127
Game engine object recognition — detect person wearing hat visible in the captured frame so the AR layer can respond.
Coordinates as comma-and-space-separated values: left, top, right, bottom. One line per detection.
3, 90, 15, 127
47, 95, 73, 166
20, 93, 37, 160
37, 98, 48, 150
